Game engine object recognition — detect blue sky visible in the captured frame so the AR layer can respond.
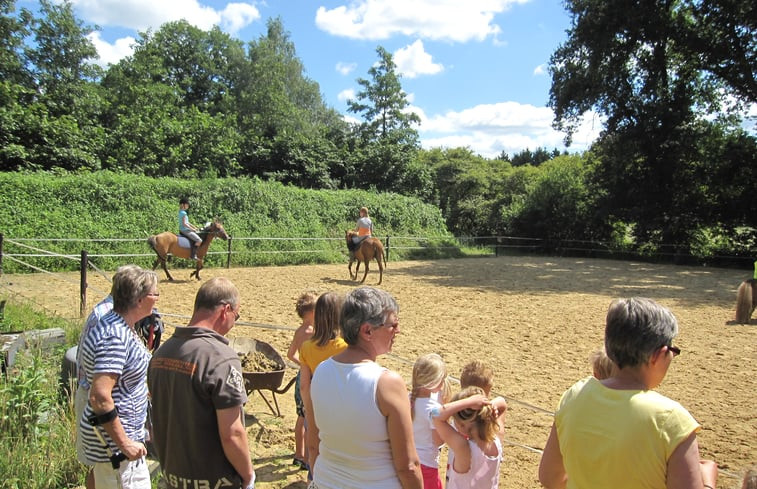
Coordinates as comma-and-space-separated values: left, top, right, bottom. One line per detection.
35, 0, 609, 157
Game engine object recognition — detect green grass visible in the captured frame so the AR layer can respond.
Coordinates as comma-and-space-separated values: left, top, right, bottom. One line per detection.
0, 299, 86, 489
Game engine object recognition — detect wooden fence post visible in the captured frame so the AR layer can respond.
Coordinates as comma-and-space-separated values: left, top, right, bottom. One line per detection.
385, 235, 391, 261
227, 237, 232, 269
80, 250, 87, 318
0, 233, 3, 276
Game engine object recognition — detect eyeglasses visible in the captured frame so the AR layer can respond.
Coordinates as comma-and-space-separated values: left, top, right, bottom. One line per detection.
376, 320, 399, 330
146, 293, 160, 298
668, 345, 681, 357
220, 302, 240, 321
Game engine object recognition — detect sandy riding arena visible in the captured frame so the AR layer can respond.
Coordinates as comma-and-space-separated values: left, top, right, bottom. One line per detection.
3, 256, 756, 488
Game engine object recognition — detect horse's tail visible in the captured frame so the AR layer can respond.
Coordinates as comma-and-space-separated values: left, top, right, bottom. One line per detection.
376, 240, 386, 269
735, 279, 754, 323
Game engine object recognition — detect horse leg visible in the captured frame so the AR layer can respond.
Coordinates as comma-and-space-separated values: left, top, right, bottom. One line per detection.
360, 259, 370, 284
348, 257, 355, 280
153, 256, 174, 282
190, 260, 203, 281
376, 254, 383, 285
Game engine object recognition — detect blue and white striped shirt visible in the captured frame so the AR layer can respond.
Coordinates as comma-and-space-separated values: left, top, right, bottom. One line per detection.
77, 310, 151, 463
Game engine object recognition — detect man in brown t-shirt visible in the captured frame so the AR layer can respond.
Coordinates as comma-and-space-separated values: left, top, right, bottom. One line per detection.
148, 277, 255, 489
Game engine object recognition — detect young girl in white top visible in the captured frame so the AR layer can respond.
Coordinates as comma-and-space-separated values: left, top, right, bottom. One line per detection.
432, 386, 507, 489
410, 353, 451, 489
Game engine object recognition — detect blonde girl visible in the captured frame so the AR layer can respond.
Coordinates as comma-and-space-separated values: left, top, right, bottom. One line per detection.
432, 386, 507, 489
410, 353, 451, 489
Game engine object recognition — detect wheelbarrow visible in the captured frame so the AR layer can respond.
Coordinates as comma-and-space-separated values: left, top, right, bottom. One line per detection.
229, 337, 296, 417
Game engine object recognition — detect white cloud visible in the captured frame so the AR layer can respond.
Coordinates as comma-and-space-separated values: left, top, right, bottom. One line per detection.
342, 114, 361, 125
87, 32, 136, 67
71, 0, 257, 34
70, 0, 259, 66
219, 3, 260, 34
336, 62, 357, 76
338, 88, 356, 102
71, 0, 219, 31
417, 101, 602, 157
393, 40, 443, 79
533, 64, 546, 76
315, 0, 529, 42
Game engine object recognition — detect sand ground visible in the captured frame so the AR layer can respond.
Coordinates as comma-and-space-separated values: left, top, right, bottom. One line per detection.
2, 255, 755, 488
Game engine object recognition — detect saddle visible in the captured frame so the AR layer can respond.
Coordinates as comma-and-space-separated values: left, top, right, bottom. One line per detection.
176, 234, 192, 249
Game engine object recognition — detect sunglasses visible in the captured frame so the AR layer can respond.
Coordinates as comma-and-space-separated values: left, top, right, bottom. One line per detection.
668, 345, 681, 357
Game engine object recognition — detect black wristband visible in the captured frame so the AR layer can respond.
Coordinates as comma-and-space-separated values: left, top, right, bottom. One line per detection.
87, 407, 118, 426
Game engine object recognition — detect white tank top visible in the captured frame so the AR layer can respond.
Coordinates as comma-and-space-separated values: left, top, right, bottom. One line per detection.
311, 358, 401, 489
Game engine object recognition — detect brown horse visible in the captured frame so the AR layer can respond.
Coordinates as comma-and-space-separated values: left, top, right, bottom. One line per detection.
148, 220, 229, 281
735, 278, 757, 323
346, 230, 386, 285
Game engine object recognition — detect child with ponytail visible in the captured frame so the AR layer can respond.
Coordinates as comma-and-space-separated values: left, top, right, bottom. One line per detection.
410, 353, 451, 489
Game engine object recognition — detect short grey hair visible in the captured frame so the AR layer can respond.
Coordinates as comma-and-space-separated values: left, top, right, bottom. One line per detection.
111, 264, 158, 312
605, 297, 678, 369
340, 287, 399, 345
194, 277, 239, 312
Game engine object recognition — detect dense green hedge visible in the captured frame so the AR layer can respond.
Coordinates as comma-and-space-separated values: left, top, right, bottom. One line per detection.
0, 171, 456, 273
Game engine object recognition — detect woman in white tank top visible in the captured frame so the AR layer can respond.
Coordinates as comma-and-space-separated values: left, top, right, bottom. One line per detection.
309, 287, 423, 489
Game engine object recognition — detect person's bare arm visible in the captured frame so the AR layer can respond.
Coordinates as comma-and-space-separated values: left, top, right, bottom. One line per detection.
538, 423, 567, 489
300, 363, 319, 469
430, 394, 488, 474
377, 370, 423, 489
286, 328, 305, 365
666, 433, 717, 489
90, 373, 147, 460
217, 406, 255, 488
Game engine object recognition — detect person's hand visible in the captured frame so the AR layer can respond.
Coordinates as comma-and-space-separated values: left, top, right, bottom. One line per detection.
119, 439, 147, 460
465, 394, 490, 409
244, 471, 256, 489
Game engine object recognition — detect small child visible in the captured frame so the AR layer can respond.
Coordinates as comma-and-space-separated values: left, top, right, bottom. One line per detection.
460, 360, 495, 396
286, 290, 318, 470
432, 386, 507, 489
410, 353, 452, 489
589, 346, 617, 380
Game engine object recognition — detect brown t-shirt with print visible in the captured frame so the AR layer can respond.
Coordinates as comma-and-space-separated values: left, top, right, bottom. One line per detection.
148, 327, 248, 489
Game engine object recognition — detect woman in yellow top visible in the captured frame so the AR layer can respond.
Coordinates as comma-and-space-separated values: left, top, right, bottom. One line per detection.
539, 297, 719, 489
298, 291, 348, 472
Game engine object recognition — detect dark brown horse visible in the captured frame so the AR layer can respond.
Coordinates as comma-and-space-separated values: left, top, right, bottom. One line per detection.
148, 220, 229, 281
735, 278, 757, 323
346, 230, 386, 285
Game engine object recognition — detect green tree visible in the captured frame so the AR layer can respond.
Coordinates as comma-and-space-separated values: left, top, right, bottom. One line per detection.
101, 21, 245, 176
238, 17, 348, 185
509, 155, 595, 242
348, 46, 420, 144
549, 0, 757, 247
0, 0, 31, 86
422, 147, 515, 235
346, 46, 424, 194
2, 0, 105, 171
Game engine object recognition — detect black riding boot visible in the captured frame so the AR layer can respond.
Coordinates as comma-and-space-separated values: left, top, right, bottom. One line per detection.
190, 246, 197, 260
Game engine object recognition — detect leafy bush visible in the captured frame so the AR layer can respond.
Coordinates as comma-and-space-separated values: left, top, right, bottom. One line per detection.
0, 171, 453, 273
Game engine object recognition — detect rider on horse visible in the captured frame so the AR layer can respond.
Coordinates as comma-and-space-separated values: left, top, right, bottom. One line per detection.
348, 207, 373, 252
179, 197, 202, 260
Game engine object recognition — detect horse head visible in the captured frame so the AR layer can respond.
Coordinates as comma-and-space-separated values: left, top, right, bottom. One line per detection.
346, 230, 357, 243
202, 220, 230, 241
